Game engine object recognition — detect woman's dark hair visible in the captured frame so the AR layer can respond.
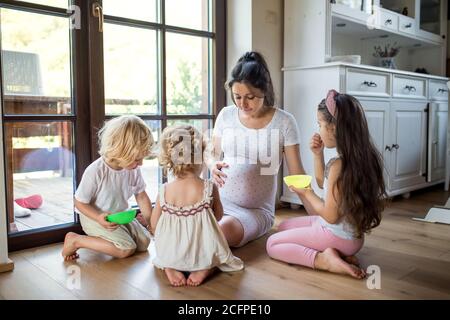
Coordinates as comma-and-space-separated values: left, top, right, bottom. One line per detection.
318, 94, 386, 238
226, 51, 275, 107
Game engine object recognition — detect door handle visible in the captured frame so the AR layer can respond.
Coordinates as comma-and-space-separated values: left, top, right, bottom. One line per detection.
385, 145, 392, 151
92, 2, 104, 33
391, 144, 399, 150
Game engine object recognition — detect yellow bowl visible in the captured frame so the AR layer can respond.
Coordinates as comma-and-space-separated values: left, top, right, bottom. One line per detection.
283, 175, 312, 189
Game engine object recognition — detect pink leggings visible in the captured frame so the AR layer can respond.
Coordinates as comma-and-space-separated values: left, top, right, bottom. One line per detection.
266, 216, 363, 268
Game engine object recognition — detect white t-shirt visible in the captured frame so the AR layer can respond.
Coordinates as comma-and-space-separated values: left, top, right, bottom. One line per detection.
213, 105, 300, 212
75, 157, 146, 214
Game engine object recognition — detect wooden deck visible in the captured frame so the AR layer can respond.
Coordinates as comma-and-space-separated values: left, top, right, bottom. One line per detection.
1, 184, 450, 299
11, 165, 159, 232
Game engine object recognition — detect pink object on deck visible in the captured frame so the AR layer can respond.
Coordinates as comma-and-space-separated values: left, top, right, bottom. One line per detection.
15, 194, 43, 209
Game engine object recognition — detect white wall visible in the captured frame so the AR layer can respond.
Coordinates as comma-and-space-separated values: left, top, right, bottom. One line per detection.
226, 0, 284, 106
226, 0, 285, 204
0, 98, 9, 265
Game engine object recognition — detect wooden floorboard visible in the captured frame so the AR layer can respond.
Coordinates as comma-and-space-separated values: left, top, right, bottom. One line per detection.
1, 185, 450, 299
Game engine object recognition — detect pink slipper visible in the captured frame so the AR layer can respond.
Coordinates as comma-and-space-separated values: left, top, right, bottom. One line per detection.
15, 194, 43, 209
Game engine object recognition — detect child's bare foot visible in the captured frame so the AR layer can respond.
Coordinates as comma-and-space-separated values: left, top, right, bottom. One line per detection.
62, 232, 80, 261
315, 248, 365, 279
187, 268, 214, 286
164, 268, 187, 287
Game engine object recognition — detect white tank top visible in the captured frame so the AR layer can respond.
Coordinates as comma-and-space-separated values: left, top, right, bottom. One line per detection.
319, 157, 357, 240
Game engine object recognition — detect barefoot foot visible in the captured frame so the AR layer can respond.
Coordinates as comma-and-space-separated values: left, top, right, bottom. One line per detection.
315, 248, 365, 279
164, 268, 187, 287
187, 268, 214, 286
62, 232, 80, 261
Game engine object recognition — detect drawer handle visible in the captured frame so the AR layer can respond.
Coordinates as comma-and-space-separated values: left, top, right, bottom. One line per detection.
404, 23, 412, 28
438, 88, 448, 93
405, 85, 416, 92
363, 81, 378, 87
385, 19, 392, 25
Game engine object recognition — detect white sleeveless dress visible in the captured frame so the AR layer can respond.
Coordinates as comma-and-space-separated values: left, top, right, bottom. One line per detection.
152, 180, 244, 272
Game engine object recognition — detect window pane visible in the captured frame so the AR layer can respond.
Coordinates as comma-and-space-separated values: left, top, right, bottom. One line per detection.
104, 23, 158, 115
142, 120, 161, 203
0, 9, 72, 115
166, 0, 210, 31
166, 33, 210, 115
14, 0, 68, 8
5, 121, 75, 233
103, 0, 157, 22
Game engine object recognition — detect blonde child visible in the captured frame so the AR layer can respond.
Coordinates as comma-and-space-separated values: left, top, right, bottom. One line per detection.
151, 125, 243, 287
62, 115, 154, 260
266, 90, 386, 279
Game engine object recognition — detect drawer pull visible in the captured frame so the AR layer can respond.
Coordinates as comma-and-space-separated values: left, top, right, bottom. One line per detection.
438, 88, 448, 93
363, 81, 378, 87
385, 19, 392, 25
404, 23, 412, 28
405, 85, 416, 92
385, 145, 392, 151
391, 144, 399, 150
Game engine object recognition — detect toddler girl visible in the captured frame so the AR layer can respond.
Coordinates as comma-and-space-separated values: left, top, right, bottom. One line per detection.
151, 125, 244, 286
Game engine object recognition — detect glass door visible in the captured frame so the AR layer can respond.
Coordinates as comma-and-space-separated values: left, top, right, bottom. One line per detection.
1, 0, 225, 250
0, 1, 83, 244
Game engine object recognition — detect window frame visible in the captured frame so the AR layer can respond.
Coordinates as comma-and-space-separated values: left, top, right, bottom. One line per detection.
0, 0, 226, 251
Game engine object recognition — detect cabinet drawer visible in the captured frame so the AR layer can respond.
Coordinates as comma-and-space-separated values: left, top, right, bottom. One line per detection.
380, 9, 398, 32
346, 69, 390, 97
429, 80, 449, 101
398, 15, 415, 35
393, 75, 426, 99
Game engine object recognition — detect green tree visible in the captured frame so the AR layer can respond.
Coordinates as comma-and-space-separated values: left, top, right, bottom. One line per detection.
169, 59, 202, 114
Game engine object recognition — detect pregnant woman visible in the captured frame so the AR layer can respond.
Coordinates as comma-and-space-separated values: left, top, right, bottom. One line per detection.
210, 51, 306, 247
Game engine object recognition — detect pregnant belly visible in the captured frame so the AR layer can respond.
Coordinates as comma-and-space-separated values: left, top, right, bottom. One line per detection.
220, 162, 277, 209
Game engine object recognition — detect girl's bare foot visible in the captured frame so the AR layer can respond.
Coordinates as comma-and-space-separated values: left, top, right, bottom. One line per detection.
165, 268, 187, 287
187, 268, 214, 286
62, 232, 80, 261
314, 248, 365, 279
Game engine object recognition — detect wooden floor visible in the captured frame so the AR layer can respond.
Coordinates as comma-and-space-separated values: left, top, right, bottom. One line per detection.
1, 185, 450, 299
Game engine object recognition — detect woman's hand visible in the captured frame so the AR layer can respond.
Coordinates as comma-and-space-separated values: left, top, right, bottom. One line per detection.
212, 161, 229, 187
97, 213, 119, 231
310, 133, 324, 155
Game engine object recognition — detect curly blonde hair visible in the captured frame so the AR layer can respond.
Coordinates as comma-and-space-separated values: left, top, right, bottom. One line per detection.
98, 115, 155, 167
159, 125, 206, 178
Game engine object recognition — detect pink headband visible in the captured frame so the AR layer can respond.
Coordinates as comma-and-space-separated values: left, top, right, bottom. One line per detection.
325, 89, 339, 117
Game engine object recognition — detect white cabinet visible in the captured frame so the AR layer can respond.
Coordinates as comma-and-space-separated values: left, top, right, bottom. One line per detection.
281, 64, 448, 203
388, 101, 428, 190
359, 99, 392, 189
428, 102, 448, 182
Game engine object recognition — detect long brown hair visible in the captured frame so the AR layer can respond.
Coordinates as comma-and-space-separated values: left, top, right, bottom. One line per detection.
318, 94, 386, 238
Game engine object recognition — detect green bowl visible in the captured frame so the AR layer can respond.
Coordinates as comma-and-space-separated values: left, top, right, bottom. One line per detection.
106, 209, 137, 224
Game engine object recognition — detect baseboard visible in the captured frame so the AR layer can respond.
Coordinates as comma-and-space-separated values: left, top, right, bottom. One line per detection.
0, 259, 14, 273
